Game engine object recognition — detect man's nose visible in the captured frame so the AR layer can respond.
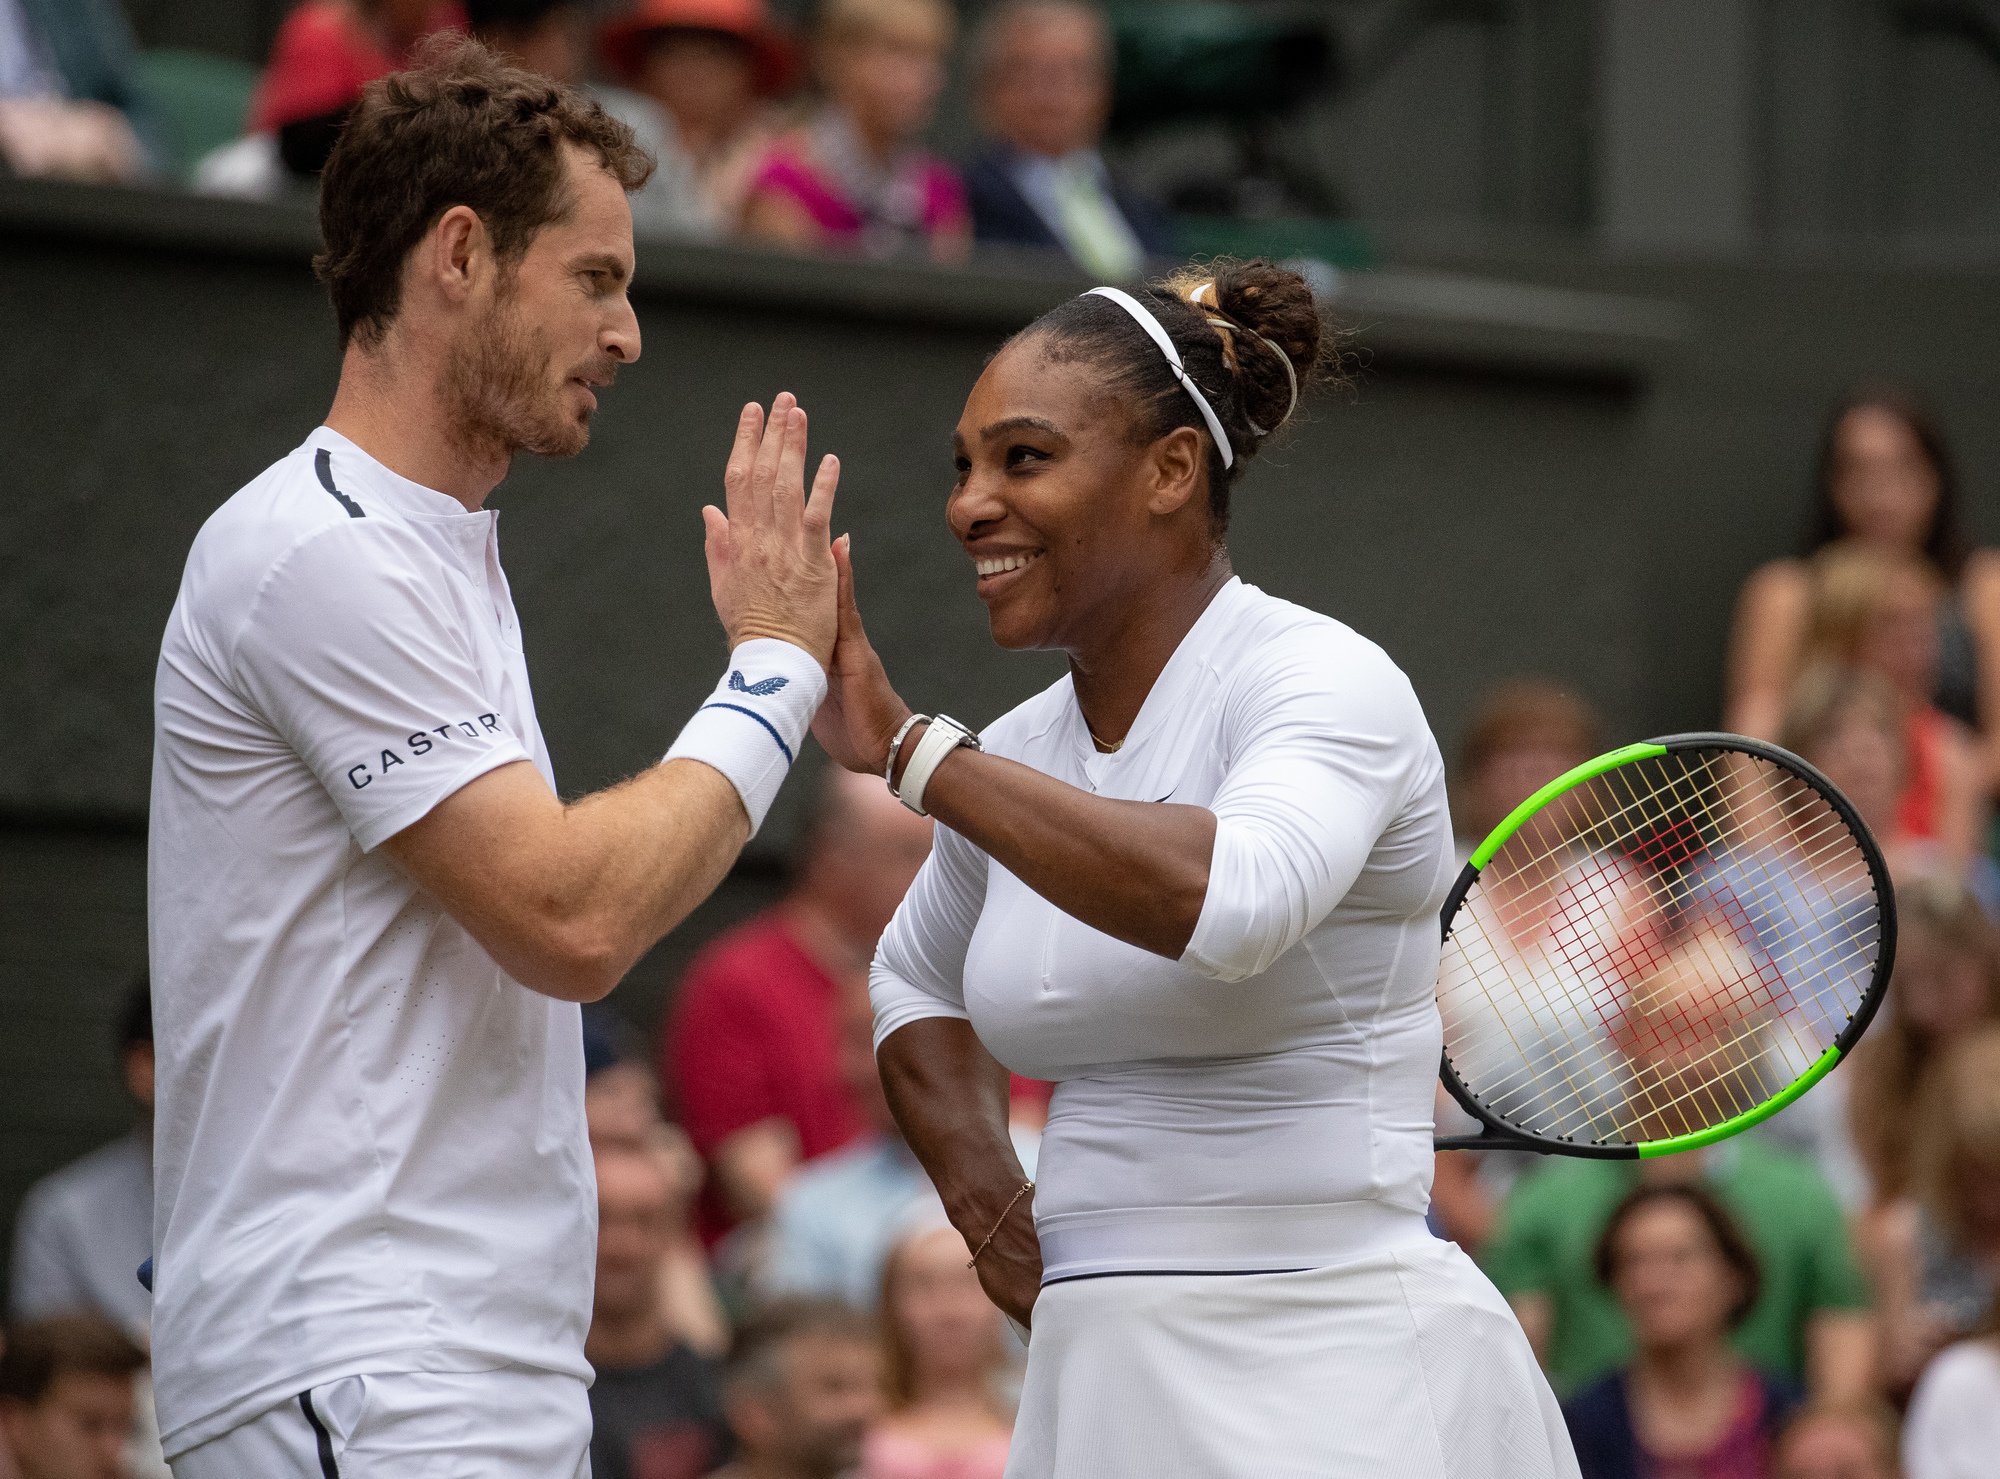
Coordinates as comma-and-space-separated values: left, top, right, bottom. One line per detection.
604, 298, 641, 364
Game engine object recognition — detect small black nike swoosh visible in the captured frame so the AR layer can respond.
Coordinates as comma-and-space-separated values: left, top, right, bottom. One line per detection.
1151, 790, 1176, 803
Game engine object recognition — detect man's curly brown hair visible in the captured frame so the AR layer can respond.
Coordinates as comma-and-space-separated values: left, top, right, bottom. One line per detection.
315, 33, 654, 350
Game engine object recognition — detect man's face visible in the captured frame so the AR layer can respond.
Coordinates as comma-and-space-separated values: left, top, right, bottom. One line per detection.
443, 143, 640, 463
0, 1374, 135, 1479
739, 1334, 884, 1478
591, 1150, 674, 1324
980, 10, 1111, 158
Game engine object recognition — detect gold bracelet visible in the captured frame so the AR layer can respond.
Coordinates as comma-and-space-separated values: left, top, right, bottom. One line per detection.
965, 1180, 1035, 1269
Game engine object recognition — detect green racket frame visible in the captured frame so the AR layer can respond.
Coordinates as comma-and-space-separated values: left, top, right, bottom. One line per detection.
1435, 731, 1897, 1159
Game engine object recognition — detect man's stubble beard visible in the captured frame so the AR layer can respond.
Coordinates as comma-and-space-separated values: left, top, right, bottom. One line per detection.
442, 285, 592, 465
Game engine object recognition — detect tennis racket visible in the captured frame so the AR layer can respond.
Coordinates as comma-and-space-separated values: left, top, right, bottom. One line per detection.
1436, 732, 1894, 1158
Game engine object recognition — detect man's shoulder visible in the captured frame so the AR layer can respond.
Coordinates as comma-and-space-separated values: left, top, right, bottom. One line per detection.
181, 440, 381, 615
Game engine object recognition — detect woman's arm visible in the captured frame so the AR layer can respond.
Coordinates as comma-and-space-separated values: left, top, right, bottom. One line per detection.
815, 544, 1413, 976
866, 809, 1040, 1323
923, 756, 1215, 958
876, 1018, 1039, 1325
1724, 559, 1811, 739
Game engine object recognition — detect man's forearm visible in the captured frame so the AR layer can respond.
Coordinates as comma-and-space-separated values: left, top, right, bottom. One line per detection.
383, 756, 749, 1002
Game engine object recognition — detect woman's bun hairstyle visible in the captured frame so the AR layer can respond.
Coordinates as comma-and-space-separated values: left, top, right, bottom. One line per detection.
1160, 258, 1329, 448
1019, 256, 1337, 534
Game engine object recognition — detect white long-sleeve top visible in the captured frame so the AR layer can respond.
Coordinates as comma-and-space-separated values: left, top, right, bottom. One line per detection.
871, 578, 1456, 1281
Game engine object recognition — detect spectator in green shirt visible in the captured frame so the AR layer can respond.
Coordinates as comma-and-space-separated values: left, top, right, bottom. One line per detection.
1481, 1137, 1877, 1402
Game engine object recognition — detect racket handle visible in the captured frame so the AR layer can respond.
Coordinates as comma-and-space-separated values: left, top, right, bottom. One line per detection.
1434, 1133, 1560, 1154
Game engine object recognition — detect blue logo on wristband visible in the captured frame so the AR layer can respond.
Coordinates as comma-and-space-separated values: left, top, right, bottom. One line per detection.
728, 671, 790, 697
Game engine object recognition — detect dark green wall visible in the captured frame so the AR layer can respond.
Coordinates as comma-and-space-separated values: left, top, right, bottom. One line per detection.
7, 176, 1998, 1299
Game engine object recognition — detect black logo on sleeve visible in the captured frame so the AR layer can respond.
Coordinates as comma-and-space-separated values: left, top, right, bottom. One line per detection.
346, 713, 505, 789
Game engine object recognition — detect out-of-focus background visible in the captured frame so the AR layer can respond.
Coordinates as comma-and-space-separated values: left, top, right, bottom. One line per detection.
6, 3, 2000, 1477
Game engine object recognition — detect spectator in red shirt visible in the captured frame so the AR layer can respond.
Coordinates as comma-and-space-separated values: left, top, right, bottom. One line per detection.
667, 768, 936, 1245
250, 0, 465, 176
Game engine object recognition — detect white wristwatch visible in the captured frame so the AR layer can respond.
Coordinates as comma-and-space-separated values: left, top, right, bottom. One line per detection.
889, 714, 982, 816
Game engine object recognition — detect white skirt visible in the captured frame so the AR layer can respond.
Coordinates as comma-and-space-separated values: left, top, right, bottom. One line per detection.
1005, 1236, 1579, 1479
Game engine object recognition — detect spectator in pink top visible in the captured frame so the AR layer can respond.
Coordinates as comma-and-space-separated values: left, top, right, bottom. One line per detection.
741, 0, 969, 261
862, 1217, 1014, 1479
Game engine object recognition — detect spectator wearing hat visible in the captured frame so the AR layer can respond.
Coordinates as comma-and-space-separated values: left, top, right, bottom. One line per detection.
961, 0, 1172, 279
248, 0, 466, 178
469, 0, 717, 235
600, 0, 798, 229
739, 0, 968, 261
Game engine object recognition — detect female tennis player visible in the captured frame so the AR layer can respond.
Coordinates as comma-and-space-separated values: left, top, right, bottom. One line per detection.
810, 259, 1579, 1477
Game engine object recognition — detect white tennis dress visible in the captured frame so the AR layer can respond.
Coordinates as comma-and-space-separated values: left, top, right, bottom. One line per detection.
871, 577, 1578, 1478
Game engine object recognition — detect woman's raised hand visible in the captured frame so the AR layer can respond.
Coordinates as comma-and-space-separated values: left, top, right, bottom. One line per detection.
703, 393, 840, 665
812, 535, 915, 775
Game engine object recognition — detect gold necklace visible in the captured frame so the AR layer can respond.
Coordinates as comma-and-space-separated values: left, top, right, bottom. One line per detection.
1087, 722, 1124, 753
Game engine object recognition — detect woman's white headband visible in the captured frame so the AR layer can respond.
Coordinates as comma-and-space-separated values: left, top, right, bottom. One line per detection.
1085, 286, 1234, 469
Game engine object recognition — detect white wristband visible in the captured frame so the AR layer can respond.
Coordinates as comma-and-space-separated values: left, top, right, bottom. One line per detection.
894, 714, 980, 815
665, 638, 826, 836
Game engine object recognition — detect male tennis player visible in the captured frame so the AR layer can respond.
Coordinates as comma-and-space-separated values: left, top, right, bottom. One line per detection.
148, 37, 838, 1477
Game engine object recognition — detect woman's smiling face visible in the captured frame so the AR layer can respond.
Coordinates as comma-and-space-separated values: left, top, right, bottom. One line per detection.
946, 333, 1207, 653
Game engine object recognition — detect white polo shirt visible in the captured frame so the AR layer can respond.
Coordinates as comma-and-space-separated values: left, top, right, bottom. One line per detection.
147, 427, 593, 1458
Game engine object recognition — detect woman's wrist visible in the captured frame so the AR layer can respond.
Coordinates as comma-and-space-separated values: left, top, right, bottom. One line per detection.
885, 714, 926, 787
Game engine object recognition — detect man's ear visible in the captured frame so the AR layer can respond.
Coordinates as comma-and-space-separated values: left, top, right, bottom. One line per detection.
426, 204, 490, 309
1144, 425, 1207, 518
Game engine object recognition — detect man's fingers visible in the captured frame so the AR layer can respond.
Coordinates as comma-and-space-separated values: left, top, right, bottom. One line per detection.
748, 391, 795, 523
722, 403, 761, 523
804, 453, 839, 539
772, 405, 810, 525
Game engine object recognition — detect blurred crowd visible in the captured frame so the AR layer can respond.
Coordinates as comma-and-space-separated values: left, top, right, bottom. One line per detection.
0, 0, 1175, 277
7, 385, 1999, 1479
6, 7, 2000, 1461
1424, 385, 2000, 1479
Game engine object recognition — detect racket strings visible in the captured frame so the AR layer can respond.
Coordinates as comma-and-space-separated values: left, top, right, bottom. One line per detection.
1448, 776, 1872, 1134
1440, 747, 1881, 1146
1469, 756, 1876, 1138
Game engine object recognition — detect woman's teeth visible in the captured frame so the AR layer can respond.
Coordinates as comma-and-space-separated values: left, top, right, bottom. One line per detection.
976, 552, 1041, 577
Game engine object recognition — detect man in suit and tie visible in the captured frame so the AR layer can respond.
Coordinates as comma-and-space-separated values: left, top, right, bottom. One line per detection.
961, 0, 1173, 279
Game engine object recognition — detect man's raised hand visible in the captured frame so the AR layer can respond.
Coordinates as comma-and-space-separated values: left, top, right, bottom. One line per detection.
702, 392, 840, 666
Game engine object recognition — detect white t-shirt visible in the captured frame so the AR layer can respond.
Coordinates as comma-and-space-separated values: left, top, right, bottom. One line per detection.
871, 578, 1454, 1280
147, 427, 593, 1458
1904, 1338, 2000, 1479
